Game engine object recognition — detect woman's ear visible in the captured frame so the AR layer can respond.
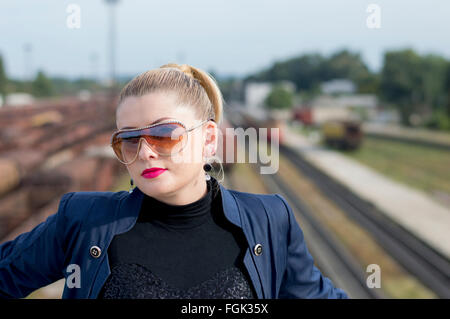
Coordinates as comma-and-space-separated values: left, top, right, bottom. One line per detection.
204, 121, 218, 157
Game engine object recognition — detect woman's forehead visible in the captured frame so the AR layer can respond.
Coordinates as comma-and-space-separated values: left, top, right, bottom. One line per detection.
116, 93, 196, 129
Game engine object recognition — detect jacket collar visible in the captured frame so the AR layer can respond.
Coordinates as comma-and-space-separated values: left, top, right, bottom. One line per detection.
116, 180, 242, 234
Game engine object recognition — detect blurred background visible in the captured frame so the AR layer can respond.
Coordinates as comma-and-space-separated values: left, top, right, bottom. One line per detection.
0, 0, 449, 299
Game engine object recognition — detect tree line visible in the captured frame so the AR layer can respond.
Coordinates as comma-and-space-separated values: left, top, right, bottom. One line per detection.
220, 49, 450, 130
0, 54, 110, 101
2, 49, 450, 130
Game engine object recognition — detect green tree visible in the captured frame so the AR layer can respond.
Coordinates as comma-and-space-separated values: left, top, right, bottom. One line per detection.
380, 49, 448, 125
425, 61, 450, 131
31, 70, 53, 97
245, 50, 373, 94
320, 50, 371, 86
380, 49, 422, 124
420, 54, 448, 109
0, 54, 7, 101
246, 53, 325, 92
357, 73, 380, 94
264, 85, 294, 110
446, 62, 450, 117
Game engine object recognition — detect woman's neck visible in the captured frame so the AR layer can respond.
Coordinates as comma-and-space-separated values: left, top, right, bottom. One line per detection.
147, 173, 208, 206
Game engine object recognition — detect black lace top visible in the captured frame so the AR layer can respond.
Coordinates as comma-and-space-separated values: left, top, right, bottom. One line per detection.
98, 177, 257, 299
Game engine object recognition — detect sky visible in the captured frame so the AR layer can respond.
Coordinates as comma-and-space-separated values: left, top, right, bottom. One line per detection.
0, 0, 449, 81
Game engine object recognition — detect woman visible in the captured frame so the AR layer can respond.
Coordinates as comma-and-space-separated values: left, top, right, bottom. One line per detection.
0, 64, 347, 299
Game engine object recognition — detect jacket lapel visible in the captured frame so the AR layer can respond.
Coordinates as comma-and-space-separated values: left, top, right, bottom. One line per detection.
115, 186, 145, 234
219, 183, 266, 299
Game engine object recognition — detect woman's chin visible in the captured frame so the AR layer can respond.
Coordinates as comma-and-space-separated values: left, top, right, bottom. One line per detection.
137, 176, 172, 195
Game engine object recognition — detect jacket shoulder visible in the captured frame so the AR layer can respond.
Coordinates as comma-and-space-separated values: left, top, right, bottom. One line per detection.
61, 190, 128, 222
228, 188, 280, 204
227, 189, 290, 228
67, 190, 128, 201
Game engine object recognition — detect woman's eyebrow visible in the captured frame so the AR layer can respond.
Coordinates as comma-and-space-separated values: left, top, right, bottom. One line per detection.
120, 117, 175, 130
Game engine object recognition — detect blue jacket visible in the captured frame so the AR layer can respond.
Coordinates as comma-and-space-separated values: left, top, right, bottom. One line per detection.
0, 183, 348, 299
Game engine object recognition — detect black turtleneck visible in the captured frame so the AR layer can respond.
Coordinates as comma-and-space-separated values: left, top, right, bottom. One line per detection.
98, 177, 257, 299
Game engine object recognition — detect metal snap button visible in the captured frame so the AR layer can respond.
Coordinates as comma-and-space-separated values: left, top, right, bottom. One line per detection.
254, 244, 262, 256
90, 246, 101, 258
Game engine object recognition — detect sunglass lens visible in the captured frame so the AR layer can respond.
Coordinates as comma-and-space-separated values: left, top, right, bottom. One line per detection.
112, 131, 141, 164
112, 123, 187, 163
144, 123, 186, 155
121, 137, 140, 163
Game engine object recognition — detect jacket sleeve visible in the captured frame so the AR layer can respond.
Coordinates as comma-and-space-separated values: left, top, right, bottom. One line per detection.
0, 192, 75, 298
275, 194, 348, 299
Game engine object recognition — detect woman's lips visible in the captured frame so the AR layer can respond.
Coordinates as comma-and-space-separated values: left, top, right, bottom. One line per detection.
141, 168, 167, 179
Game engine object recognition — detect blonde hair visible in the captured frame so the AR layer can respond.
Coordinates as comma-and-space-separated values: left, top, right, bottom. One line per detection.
118, 63, 223, 125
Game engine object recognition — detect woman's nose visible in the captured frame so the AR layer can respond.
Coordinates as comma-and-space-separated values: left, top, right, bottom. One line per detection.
138, 138, 159, 160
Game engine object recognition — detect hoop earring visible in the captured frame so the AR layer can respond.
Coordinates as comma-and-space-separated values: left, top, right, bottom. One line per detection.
129, 178, 134, 193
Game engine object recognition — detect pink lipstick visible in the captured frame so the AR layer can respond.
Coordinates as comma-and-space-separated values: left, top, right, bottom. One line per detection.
141, 167, 167, 179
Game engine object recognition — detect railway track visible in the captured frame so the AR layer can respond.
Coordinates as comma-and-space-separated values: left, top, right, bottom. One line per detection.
253, 163, 384, 299
226, 113, 383, 298
227, 107, 450, 297
280, 144, 450, 298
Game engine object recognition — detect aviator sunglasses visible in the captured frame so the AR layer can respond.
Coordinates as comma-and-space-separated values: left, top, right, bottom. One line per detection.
110, 119, 212, 165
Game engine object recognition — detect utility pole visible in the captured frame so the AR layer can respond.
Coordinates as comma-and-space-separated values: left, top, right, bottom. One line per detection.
104, 0, 119, 116
90, 52, 99, 83
23, 43, 33, 92
105, 0, 119, 93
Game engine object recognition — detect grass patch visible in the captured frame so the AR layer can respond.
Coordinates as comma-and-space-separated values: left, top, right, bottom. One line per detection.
344, 137, 450, 197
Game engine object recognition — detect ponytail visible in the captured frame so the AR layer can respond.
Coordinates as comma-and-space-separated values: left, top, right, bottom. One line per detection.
159, 63, 223, 125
